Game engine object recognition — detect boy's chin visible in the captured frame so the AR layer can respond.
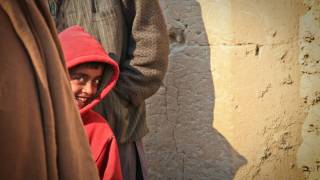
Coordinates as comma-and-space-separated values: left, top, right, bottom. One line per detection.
77, 104, 84, 109
76, 101, 86, 109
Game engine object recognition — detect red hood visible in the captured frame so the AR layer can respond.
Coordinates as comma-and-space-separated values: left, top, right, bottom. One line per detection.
59, 25, 119, 115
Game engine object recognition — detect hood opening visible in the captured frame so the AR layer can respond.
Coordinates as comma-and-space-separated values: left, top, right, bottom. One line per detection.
59, 25, 119, 115
67, 57, 119, 115
92, 64, 113, 100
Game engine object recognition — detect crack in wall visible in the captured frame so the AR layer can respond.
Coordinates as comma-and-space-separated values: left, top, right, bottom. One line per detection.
209, 41, 298, 47
166, 79, 185, 176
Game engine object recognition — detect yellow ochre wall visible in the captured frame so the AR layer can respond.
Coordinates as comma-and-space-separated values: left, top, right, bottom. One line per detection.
144, 0, 320, 179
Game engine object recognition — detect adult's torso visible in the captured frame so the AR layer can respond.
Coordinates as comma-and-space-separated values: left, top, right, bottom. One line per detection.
55, 0, 126, 60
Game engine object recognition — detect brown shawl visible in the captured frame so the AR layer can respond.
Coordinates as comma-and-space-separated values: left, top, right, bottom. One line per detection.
0, 1, 99, 179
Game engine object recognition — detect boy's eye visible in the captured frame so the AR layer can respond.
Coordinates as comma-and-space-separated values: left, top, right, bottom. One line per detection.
71, 75, 86, 84
93, 78, 101, 86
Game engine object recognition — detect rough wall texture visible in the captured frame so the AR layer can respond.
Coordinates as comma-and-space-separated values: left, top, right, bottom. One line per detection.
144, 0, 319, 179
297, 0, 320, 179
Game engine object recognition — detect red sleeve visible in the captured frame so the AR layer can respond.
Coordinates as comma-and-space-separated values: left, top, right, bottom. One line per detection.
96, 136, 123, 180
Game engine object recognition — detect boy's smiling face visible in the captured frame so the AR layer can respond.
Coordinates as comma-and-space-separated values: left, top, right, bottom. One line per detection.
69, 64, 104, 109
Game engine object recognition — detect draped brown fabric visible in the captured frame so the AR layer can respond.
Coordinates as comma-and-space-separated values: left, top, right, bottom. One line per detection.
0, 1, 100, 179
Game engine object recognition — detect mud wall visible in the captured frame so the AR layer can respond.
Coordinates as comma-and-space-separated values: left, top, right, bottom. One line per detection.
144, 0, 319, 179
297, 0, 320, 179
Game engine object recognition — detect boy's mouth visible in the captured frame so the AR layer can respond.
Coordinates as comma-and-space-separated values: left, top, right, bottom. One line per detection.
75, 96, 89, 108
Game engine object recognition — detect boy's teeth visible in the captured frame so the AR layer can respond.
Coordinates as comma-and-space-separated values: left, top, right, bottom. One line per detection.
77, 97, 87, 102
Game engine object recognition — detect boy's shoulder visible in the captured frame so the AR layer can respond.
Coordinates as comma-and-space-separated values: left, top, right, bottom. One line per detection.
82, 110, 115, 139
82, 110, 117, 162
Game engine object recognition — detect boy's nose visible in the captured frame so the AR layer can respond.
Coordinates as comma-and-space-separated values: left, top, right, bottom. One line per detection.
83, 82, 96, 96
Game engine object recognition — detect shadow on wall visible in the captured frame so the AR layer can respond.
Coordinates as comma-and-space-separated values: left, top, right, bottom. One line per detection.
144, 0, 247, 179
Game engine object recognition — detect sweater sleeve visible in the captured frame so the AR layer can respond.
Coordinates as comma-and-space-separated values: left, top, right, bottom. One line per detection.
98, 136, 123, 180
115, 0, 169, 106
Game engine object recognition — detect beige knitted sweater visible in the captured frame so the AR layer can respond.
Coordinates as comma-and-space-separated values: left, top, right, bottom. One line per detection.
53, 0, 169, 143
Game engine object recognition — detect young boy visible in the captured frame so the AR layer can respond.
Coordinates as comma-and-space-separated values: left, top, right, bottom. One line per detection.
59, 25, 123, 180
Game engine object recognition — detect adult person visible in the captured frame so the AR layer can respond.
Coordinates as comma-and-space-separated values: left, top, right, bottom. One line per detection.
0, 1, 99, 179
51, 0, 169, 179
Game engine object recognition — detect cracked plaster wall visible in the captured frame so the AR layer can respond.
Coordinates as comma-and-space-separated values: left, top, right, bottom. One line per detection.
297, 0, 320, 179
144, 0, 319, 179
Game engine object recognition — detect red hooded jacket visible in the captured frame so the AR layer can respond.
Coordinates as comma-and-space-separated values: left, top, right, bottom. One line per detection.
59, 26, 123, 180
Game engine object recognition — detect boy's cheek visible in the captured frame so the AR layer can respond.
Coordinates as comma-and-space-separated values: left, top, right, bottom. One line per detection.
70, 83, 81, 95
